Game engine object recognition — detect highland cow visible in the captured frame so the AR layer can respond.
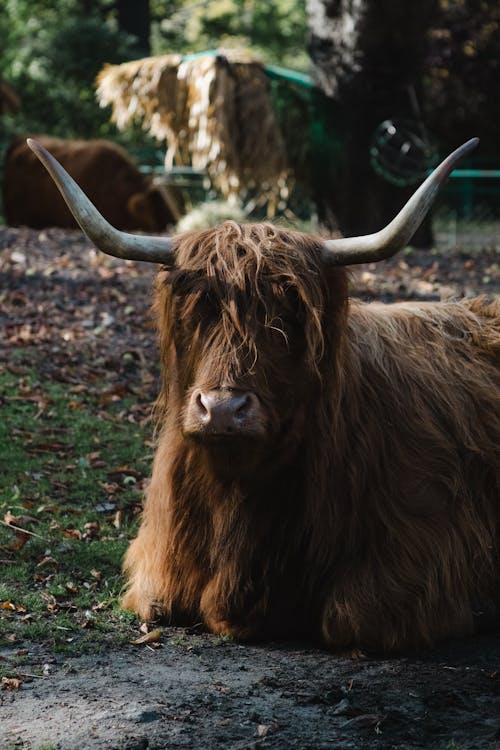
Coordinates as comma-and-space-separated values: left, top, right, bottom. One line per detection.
28, 137, 500, 653
4, 135, 181, 231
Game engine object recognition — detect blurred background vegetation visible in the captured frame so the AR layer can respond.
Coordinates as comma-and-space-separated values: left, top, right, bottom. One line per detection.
1, 0, 500, 241
0, 0, 308, 141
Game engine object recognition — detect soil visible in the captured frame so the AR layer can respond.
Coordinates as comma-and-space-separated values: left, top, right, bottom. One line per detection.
1, 227, 499, 750
2, 631, 500, 750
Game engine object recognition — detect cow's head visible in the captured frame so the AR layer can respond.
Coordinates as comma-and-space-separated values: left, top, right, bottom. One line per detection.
128, 184, 181, 232
25, 137, 478, 472
152, 221, 348, 472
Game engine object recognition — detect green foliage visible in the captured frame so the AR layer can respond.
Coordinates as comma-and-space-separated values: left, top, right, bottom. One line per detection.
151, 0, 309, 70
0, 0, 309, 153
0, 1, 136, 141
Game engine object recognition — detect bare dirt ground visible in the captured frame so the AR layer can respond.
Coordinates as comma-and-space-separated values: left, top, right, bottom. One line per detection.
2, 631, 500, 750
1, 227, 499, 750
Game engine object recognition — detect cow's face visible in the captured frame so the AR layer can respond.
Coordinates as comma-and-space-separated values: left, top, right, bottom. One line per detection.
127, 187, 173, 232
156, 223, 347, 473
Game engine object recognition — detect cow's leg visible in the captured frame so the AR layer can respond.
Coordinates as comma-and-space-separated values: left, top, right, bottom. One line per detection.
121, 532, 172, 621
199, 574, 267, 640
321, 562, 474, 653
122, 439, 210, 623
121, 509, 204, 624
122, 518, 213, 626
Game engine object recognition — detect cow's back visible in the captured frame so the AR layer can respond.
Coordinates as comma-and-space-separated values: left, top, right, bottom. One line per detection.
341, 296, 500, 503
3, 136, 150, 229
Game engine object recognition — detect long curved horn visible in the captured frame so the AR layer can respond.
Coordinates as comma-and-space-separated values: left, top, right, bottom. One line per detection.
26, 139, 175, 265
322, 138, 479, 266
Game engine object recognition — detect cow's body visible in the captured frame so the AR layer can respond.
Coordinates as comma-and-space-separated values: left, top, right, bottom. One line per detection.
25, 136, 500, 653
121, 223, 500, 653
3, 136, 178, 231
0, 80, 21, 115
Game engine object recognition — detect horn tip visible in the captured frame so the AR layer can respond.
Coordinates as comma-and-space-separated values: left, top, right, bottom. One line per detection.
27, 138, 43, 157
27, 139, 56, 170
462, 137, 480, 154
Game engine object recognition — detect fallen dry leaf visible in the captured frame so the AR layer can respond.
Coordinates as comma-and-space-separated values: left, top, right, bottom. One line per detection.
2, 677, 22, 691
3, 511, 37, 527
62, 528, 82, 540
0, 599, 26, 612
83, 521, 100, 539
257, 720, 280, 738
91, 600, 111, 612
130, 627, 163, 645
37, 556, 58, 568
6, 530, 31, 551
0, 517, 47, 545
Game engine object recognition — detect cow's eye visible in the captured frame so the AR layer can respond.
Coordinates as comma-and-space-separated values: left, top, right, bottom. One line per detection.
267, 313, 302, 353
285, 288, 305, 318
196, 290, 220, 322
167, 270, 201, 296
271, 314, 296, 335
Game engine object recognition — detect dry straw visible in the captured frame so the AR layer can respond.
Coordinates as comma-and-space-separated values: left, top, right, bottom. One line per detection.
96, 50, 289, 209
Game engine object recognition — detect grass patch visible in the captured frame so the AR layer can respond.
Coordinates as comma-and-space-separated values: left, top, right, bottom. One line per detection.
0, 364, 152, 660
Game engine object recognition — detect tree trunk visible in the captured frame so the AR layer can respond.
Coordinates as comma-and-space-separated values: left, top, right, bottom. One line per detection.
116, 0, 151, 57
425, 1, 500, 158
306, 0, 437, 245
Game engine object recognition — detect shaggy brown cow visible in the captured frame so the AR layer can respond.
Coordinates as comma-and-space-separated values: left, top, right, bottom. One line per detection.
28, 137, 500, 653
0, 80, 21, 115
3, 135, 181, 231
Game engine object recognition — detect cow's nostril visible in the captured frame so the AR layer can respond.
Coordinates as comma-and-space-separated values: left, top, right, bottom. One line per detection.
235, 394, 251, 418
190, 389, 257, 433
196, 392, 210, 417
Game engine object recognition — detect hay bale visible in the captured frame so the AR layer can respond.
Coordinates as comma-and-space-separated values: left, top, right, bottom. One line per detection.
96, 50, 288, 205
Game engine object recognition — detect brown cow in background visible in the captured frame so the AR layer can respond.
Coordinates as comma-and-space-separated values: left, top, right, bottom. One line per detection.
3, 135, 182, 231
0, 80, 21, 115
27, 137, 500, 654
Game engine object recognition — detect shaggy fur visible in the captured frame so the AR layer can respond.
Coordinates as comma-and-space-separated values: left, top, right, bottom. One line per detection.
122, 221, 500, 653
3, 135, 178, 231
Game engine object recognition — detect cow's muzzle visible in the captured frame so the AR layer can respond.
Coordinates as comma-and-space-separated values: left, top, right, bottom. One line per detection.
183, 388, 266, 440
